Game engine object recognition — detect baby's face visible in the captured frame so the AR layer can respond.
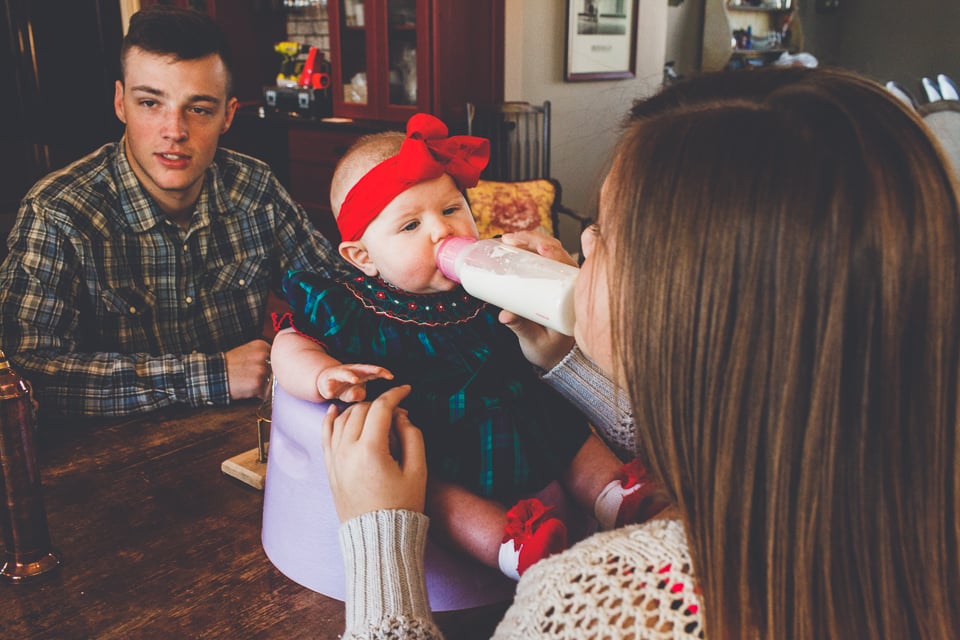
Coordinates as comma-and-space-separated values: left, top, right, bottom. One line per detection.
360, 174, 479, 294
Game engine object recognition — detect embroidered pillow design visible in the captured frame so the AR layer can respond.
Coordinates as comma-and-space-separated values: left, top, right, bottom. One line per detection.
466, 179, 556, 239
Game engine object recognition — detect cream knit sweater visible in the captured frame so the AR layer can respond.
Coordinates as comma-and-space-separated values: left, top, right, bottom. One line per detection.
340, 514, 702, 639
493, 518, 702, 638
338, 346, 705, 639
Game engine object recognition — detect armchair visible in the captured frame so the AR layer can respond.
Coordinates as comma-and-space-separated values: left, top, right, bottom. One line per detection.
465, 177, 591, 242
920, 100, 960, 182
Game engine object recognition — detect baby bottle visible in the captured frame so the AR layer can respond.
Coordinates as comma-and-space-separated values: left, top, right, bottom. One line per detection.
436, 237, 578, 336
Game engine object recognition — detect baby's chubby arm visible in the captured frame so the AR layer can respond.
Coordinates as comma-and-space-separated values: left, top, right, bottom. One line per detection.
271, 328, 394, 403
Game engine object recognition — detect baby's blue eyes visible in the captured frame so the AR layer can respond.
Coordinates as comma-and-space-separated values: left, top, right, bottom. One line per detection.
398, 206, 461, 232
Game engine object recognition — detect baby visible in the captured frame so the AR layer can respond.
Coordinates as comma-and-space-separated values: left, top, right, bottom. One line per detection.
271, 113, 664, 579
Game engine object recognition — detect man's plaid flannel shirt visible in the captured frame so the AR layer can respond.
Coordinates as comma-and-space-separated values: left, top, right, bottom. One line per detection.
0, 141, 349, 416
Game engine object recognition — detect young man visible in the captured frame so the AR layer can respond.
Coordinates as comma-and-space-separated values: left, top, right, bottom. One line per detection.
0, 5, 349, 417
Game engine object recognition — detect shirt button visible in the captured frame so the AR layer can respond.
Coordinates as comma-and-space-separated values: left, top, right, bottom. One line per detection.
185, 296, 193, 304
238, 279, 246, 286
183, 244, 188, 251
128, 306, 137, 314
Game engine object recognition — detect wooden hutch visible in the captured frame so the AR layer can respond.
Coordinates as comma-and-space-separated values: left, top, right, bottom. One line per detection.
141, 0, 505, 241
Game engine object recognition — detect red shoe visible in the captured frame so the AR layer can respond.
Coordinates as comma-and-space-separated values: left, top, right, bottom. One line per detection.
498, 498, 568, 580
596, 459, 671, 529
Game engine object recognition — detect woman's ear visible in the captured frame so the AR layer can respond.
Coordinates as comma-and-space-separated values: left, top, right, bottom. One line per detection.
339, 241, 378, 276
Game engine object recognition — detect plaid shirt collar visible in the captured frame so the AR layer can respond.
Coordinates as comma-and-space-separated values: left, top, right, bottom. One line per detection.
112, 136, 238, 234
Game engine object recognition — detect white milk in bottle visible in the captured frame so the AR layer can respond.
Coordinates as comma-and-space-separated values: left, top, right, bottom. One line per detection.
436, 236, 578, 335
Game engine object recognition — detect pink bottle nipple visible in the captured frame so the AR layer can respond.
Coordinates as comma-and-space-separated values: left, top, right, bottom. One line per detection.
435, 236, 477, 282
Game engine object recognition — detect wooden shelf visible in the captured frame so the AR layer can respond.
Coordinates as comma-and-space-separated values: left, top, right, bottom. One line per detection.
702, 0, 802, 72
732, 47, 787, 57
727, 4, 792, 11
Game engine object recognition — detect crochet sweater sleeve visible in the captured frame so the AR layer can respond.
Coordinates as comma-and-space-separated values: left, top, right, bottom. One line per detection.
542, 344, 638, 460
339, 510, 443, 640
493, 518, 704, 639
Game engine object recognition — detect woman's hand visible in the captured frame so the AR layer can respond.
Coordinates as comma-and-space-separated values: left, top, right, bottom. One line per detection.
498, 309, 575, 370
499, 230, 578, 267
321, 385, 427, 522
497, 231, 576, 370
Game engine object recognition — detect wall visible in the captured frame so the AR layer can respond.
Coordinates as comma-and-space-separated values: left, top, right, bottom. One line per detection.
503, 0, 667, 250
674, 0, 959, 97
665, 0, 703, 77
799, 0, 960, 91
506, 0, 959, 251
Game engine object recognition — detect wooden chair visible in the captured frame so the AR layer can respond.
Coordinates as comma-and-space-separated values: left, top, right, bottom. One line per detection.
466, 101, 551, 181
464, 101, 591, 254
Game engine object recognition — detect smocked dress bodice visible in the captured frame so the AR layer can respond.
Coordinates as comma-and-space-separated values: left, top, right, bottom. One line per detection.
282, 270, 589, 500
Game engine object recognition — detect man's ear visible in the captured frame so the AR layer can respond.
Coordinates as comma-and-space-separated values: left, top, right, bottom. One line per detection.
114, 80, 126, 124
339, 241, 378, 276
221, 96, 239, 134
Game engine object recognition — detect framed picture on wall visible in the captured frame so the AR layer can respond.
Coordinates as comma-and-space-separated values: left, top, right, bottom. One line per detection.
564, 0, 638, 81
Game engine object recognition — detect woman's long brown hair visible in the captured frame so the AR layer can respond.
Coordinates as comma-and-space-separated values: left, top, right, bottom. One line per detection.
601, 67, 960, 638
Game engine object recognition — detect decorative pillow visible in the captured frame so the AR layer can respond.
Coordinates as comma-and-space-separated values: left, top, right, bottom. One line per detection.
466, 179, 556, 239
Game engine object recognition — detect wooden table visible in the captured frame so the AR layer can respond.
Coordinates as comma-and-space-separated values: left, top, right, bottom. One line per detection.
5, 401, 508, 639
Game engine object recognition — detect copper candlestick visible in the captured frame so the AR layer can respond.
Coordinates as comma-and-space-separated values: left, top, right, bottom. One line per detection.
0, 349, 61, 583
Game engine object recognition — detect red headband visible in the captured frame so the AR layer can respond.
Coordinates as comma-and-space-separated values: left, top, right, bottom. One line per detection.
337, 113, 490, 242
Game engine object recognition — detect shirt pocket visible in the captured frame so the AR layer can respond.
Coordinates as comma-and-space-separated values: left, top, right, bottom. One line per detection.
197, 256, 271, 342
98, 285, 158, 352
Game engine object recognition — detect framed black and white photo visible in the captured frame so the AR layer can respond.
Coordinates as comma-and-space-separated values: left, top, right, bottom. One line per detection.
565, 0, 638, 81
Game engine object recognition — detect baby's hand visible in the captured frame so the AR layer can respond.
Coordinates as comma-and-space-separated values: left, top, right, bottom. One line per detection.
317, 364, 394, 403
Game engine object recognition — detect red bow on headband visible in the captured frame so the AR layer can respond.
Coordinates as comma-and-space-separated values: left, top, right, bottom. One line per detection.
337, 113, 490, 242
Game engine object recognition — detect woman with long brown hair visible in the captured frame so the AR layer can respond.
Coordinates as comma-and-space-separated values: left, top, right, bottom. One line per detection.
321, 67, 960, 639
596, 65, 960, 638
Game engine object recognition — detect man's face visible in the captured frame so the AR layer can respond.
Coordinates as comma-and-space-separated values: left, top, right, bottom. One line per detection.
114, 47, 237, 217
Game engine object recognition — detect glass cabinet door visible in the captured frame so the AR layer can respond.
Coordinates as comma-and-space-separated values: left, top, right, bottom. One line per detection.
386, 0, 418, 108
338, 0, 369, 107
330, 0, 428, 121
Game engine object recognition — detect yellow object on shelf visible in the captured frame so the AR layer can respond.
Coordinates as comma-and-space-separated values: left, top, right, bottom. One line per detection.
274, 41, 310, 84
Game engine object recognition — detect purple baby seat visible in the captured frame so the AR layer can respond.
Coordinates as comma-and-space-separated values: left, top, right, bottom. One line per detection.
262, 382, 530, 611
